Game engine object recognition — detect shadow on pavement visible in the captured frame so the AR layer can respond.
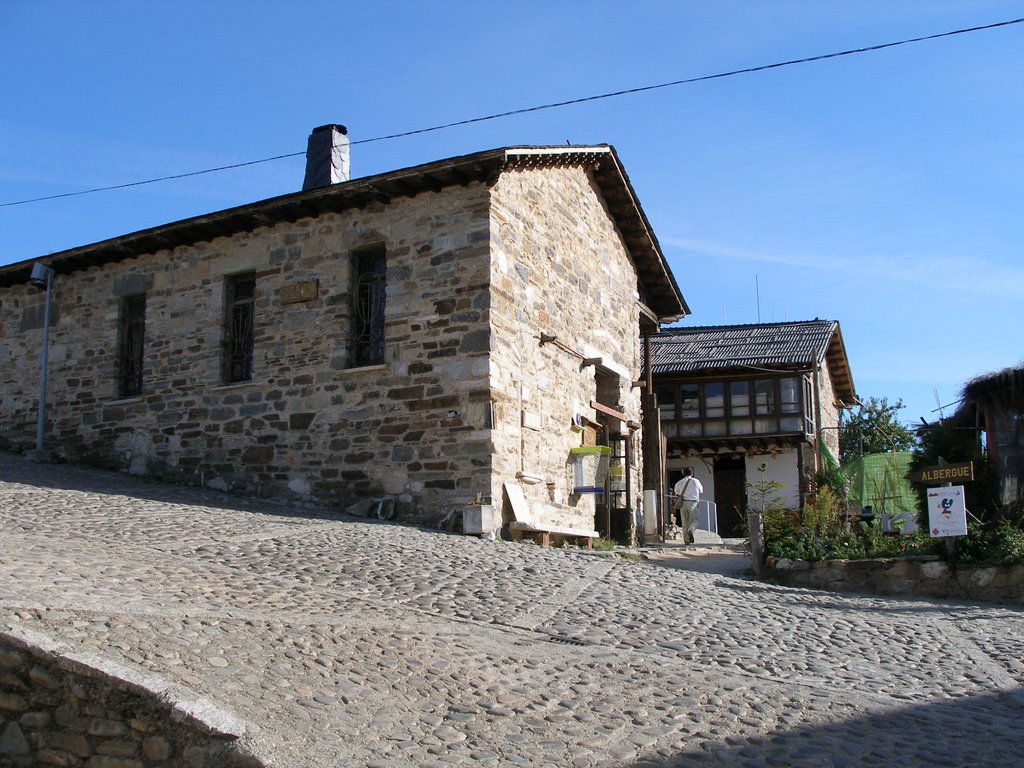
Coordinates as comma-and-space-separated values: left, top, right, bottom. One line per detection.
626, 687, 1024, 767
643, 545, 752, 578
0, 451, 341, 522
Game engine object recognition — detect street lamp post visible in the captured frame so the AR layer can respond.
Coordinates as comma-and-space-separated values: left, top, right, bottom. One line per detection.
29, 262, 54, 454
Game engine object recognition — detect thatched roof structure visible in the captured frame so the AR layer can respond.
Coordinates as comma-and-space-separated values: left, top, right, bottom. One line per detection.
963, 364, 1024, 410
954, 363, 1024, 508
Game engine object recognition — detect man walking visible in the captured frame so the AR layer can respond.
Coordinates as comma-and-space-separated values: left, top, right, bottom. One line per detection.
672, 467, 704, 545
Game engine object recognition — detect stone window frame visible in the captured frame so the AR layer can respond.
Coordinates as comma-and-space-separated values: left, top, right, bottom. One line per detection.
118, 293, 146, 398
349, 246, 386, 368
222, 272, 256, 384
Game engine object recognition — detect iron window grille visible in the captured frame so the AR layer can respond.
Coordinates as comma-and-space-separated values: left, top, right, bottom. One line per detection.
119, 294, 146, 398
224, 273, 256, 383
351, 248, 386, 367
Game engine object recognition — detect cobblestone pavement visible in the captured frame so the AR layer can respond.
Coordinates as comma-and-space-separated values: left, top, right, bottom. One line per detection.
2, 454, 1023, 767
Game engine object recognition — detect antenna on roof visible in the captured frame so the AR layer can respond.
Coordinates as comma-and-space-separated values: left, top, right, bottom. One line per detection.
933, 388, 945, 425
755, 274, 761, 322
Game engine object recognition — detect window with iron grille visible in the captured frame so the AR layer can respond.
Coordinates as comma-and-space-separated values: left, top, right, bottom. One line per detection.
119, 294, 146, 398
223, 273, 255, 383
351, 248, 386, 367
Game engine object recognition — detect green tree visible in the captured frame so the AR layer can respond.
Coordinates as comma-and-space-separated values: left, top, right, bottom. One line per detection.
838, 396, 917, 465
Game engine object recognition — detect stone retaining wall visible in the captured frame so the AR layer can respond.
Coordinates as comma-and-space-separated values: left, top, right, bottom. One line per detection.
764, 556, 1024, 602
0, 626, 263, 767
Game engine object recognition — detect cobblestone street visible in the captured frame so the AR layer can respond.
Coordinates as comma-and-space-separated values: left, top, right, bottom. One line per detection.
2, 453, 1023, 767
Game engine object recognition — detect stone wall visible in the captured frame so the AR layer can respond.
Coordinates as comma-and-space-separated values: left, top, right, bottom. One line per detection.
764, 556, 1024, 602
488, 165, 644, 536
0, 183, 495, 520
0, 626, 261, 767
0, 162, 651, 531
816, 361, 841, 461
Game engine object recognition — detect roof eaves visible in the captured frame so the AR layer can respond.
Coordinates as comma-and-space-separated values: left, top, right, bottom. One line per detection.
0, 147, 513, 288
0, 144, 689, 321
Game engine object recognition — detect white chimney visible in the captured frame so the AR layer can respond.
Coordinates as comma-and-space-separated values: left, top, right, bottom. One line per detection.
302, 124, 349, 190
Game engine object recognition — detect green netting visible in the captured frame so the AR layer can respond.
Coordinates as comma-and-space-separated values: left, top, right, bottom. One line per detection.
820, 435, 841, 476
843, 451, 919, 514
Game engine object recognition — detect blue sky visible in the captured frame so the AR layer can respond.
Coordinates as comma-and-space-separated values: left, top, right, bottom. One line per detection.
2, 1, 1022, 428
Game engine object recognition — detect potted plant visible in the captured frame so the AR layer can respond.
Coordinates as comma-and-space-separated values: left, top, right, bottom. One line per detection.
463, 493, 497, 535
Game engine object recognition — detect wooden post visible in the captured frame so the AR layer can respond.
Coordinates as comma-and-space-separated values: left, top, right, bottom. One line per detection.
939, 458, 957, 561
748, 512, 765, 577
641, 391, 663, 543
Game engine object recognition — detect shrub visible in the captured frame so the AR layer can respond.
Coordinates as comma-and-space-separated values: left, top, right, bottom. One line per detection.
950, 523, 1024, 566
989, 523, 1024, 565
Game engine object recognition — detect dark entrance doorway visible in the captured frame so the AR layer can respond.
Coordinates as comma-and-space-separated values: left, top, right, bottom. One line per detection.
714, 456, 747, 538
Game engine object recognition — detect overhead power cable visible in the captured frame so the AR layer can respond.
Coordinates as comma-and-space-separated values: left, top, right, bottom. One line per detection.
3, 16, 1022, 209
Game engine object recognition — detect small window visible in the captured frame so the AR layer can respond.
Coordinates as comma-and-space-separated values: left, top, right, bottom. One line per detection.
119, 295, 146, 397
351, 248, 386, 367
224, 273, 256, 383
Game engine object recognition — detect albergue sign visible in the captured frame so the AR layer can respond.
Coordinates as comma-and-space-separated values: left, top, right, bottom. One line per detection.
912, 462, 974, 484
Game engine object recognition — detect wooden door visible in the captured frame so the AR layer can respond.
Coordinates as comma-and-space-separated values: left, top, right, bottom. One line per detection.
714, 456, 747, 538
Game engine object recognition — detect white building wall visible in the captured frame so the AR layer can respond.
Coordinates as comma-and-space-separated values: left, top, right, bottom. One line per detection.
745, 450, 801, 509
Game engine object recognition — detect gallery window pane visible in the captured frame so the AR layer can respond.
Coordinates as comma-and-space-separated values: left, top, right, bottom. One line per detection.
729, 381, 750, 416
729, 419, 753, 436
680, 383, 700, 419
704, 382, 725, 418
755, 380, 775, 415
780, 416, 802, 432
804, 376, 815, 435
780, 377, 800, 414
656, 384, 676, 421
704, 419, 727, 437
679, 421, 702, 438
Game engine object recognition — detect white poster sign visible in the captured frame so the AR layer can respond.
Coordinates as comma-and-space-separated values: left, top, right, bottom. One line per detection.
927, 485, 968, 538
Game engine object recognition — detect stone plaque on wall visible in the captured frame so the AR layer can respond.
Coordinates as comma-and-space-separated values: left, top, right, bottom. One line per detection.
279, 279, 319, 305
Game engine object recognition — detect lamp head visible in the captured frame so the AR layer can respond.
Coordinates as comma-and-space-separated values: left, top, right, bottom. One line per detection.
29, 262, 53, 290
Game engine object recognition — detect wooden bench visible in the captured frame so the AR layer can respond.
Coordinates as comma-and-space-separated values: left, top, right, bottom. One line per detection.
503, 481, 599, 548
508, 520, 600, 548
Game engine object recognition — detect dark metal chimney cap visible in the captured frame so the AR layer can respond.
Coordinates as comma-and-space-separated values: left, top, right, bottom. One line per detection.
311, 124, 347, 136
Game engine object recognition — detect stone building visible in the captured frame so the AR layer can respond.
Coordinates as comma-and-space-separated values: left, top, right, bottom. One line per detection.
648, 320, 856, 537
0, 127, 687, 540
